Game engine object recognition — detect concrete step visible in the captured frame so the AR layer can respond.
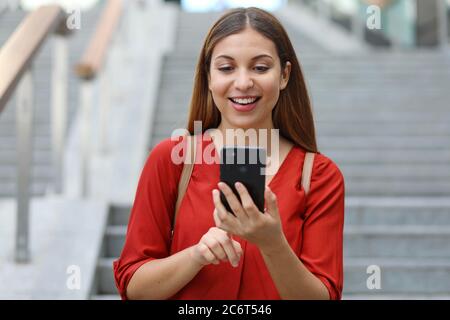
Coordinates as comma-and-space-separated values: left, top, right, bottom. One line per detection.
317, 136, 450, 148
343, 258, 450, 294
0, 123, 51, 136
344, 225, 450, 258
339, 164, 450, 179
345, 197, 450, 225
109, 205, 131, 226
97, 258, 117, 295
105, 225, 127, 258
0, 165, 51, 180
0, 136, 51, 150
343, 180, 450, 197
325, 149, 450, 165
0, 149, 50, 165
0, 181, 48, 197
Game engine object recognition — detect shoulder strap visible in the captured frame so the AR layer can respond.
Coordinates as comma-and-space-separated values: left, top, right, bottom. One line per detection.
173, 134, 197, 231
301, 152, 315, 195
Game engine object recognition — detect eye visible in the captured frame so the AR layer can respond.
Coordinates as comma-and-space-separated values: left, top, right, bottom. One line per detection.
217, 66, 269, 73
218, 66, 233, 72
255, 66, 269, 72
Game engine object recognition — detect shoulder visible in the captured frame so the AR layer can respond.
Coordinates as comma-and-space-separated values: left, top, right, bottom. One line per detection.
304, 152, 345, 219
149, 136, 183, 158
311, 152, 345, 185
144, 136, 187, 172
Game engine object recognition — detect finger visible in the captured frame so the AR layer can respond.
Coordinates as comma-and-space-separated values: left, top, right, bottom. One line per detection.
217, 182, 249, 221
213, 208, 221, 227
198, 243, 220, 265
234, 182, 260, 218
212, 189, 239, 230
265, 186, 279, 217
213, 207, 232, 233
212, 189, 231, 217
232, 240, 243, 257
203, 235, 229, 263
212, 233, 240, 267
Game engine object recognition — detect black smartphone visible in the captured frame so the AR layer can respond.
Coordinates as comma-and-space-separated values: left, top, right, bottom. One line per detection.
219, 146, 266, 214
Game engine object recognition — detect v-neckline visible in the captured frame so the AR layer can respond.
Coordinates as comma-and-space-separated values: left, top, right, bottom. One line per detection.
203, 132, 295, 190
266, 144, 295, 189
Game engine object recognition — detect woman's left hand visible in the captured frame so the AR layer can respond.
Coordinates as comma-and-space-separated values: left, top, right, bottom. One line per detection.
212, 181, 286, 253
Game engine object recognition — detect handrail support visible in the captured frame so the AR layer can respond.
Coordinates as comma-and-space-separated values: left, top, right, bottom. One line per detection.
51, 35, 69, 193
15, 68, 34, 263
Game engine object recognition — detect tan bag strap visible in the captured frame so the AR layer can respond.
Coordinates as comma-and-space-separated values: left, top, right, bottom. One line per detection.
173, 134, 197, 231
301, 152, 315, 195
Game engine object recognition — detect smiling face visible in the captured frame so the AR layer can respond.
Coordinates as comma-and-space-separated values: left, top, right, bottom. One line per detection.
208, 27, 291, 131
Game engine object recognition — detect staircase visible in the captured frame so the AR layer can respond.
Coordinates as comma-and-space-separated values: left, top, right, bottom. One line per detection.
92, 5, 450, 299
90, 205, 128, 300
0, 4, 104, 197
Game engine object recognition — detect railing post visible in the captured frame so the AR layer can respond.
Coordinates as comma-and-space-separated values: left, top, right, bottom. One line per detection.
119, 1, 131, 48
80, 81, 93, 197
317, 0, 332, 22
51, 34, 68, 193
352, 2, 366, 44
15, 68, 34, 263
438, 0, 449, 50
99, 59, 110, 154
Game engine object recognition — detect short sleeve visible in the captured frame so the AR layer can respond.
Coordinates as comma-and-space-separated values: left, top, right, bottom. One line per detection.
113, 136, 184, 300
300, 153, 345, 300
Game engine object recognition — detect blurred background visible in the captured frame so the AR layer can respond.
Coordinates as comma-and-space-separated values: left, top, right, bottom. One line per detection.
0, 0, 449, 299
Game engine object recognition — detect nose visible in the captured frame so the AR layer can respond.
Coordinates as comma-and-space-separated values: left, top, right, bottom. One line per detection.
234, 70, 254, 91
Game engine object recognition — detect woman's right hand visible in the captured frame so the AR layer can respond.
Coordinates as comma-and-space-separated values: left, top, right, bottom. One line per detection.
189, 227, 243, 268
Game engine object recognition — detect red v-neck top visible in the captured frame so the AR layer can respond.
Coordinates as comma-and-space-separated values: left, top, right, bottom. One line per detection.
113, 133, 345, 300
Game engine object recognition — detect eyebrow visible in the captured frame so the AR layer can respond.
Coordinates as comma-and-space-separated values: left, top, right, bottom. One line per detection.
214, 54, 274, 61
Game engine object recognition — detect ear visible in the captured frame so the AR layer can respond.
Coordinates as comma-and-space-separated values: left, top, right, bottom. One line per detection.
280, 61, 291, 91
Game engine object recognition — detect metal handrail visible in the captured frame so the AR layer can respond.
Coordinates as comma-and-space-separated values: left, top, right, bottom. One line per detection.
0, 6, 66, 111
74, 0, 124, 197
75, 0, 123, 80
0, 5, 70, 263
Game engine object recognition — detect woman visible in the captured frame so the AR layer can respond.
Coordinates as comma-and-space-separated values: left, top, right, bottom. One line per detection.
113, 7, 345, 300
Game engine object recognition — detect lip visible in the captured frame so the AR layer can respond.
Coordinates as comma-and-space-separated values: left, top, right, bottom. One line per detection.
228, 97, 261, 112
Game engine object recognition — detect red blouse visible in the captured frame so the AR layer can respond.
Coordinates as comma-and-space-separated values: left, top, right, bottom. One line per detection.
113, 133, 345, 300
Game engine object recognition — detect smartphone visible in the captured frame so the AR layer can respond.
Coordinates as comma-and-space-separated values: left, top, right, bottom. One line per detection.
219, 146, 266, 214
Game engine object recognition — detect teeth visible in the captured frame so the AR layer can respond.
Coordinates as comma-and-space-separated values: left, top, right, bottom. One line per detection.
231, 97, 258, 104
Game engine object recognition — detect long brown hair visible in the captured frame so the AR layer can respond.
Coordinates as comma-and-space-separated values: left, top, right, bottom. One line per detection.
186, 7, 318, 153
